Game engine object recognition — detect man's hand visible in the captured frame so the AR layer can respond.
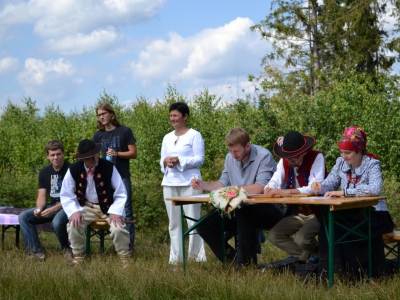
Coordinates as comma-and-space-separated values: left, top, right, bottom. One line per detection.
33, 208, 43, 218
264, 188, 293, 196
108, 214, 124, 227
40, 207, 56, 218
311, 182, 322, 193
69, 211, 84, 228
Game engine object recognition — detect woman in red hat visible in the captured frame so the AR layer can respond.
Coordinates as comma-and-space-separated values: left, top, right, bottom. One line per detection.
312, 126, 394, 278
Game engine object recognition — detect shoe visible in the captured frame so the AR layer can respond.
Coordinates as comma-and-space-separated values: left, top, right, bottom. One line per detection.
128, 242, 134, 255
266, 256, 299, 269
119, 254, 130, 268
72, 254, 84, 264
28, 252, 45, 260
63, 248, 73, 262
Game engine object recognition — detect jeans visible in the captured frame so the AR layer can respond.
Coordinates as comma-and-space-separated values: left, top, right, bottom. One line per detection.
122, 177, 135, 246
18, 202, 70, 254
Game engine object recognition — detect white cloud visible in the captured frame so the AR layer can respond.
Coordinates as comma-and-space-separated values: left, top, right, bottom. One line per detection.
0, 0, 165, 37
17, 58, 82, 103
0, 0, 166, 55
43, 27, 125, 55
129, 17, 269, 87
0, 56, 20, 75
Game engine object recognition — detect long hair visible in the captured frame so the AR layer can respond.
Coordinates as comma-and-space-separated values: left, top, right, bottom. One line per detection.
96, 103, 121, 131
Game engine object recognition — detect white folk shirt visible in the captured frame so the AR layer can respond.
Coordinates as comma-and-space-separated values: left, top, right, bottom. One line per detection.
268, 153, 326, 194
60, 165, 127, 218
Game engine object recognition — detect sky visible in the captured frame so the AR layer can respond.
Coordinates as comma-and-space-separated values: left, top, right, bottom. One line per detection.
0, 0, 273, 113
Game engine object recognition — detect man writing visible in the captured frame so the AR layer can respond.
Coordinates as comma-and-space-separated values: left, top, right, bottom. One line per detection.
60, 139, 130, 266
265, 131, 326, 264
191, 127, 284, 268
19, 140, 71, 260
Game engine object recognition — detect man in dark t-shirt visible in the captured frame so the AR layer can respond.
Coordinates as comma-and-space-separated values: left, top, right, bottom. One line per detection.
93, 103, 137, 251
19, 140, 71, 260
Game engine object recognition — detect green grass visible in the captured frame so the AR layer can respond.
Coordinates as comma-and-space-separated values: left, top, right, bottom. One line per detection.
1, 230, 400, 300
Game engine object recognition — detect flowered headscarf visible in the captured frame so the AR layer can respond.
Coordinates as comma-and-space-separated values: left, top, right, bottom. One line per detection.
338, 126, 378, 159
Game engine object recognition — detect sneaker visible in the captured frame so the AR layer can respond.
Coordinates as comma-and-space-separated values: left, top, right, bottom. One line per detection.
128, 242, 134, 255
27, 252, 45, 260
63, 248, 73, 262
119, 254, 130, 268
72, 254, 84, 264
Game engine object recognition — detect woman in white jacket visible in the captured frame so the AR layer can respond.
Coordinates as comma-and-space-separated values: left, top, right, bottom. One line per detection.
160, 102, 206, 265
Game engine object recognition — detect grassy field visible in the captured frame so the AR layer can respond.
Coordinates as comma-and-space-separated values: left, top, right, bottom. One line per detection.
0, 229, 400, 300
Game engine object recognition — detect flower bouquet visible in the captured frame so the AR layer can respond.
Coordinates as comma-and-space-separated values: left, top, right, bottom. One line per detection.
209, 186, 248, 214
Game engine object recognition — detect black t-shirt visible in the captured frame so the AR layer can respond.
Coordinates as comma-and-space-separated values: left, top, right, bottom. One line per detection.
38, 162, 70, 204
93, 125, 136, 178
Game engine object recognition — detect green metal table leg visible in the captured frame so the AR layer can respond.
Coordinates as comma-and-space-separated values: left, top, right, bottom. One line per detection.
181, 205, 186, 275
328, 210, 334, 288
220, 214, 225, 263
367, 207, 372, 278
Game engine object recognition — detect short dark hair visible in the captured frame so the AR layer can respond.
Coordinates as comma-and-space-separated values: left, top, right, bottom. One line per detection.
45, 140, 64, 154
96, 103, 121, 130
226, 127, 250, 147
169, 102, 189, 117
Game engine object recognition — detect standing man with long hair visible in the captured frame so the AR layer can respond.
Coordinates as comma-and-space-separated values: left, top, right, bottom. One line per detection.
93, 103, 137, 253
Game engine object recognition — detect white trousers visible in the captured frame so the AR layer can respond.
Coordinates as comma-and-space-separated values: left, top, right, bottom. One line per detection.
163, 185, 206, 264
67, 202, 130, 256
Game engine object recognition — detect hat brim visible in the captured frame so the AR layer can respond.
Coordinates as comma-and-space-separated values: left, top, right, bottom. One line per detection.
273, 135, 315, 159
74, 143, 102, 160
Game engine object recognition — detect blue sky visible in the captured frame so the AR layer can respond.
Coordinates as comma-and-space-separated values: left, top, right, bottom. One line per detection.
0, 0, 273, 113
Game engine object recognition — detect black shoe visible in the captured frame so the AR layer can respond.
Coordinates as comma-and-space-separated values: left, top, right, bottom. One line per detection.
266, 256, 299, 269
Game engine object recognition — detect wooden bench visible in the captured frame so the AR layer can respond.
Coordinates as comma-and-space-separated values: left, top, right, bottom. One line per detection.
383, 231, 400, 271
85, 219, 136, 255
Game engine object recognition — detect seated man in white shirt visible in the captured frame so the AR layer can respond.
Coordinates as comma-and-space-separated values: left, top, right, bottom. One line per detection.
264, 131, 327, 264
60, 139, 130, 267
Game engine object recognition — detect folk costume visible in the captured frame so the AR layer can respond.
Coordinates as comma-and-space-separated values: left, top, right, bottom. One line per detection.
61, 139, 130, 262
268, 131, 326, 262
317, 126, 394, 278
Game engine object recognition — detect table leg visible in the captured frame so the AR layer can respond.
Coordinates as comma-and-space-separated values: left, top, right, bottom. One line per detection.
16, 225, 20, 248
220, 214, 225, 263
2, 225, 4, 251
181, 205, 187, 275
328, 210, 334, 288
367, 207, 372, 278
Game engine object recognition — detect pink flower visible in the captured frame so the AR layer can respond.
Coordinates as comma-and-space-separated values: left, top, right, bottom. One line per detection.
225, 190, 237, 200
277, 137, 284, 147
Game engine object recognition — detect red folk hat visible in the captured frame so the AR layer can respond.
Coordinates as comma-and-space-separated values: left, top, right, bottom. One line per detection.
273, 131, 315, 159
74, 139, 102, 159
338, 126, 367, 152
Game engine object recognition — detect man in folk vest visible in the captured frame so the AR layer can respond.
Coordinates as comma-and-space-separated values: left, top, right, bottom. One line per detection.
60, 139, 130, 266
264, 131, 327, 264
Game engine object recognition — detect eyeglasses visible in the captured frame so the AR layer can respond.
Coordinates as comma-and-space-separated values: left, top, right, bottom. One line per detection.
97, 112, 108, 118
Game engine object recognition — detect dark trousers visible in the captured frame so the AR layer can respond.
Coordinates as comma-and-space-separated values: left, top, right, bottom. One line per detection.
197, 203, 284, 266
318, 209, 388, 279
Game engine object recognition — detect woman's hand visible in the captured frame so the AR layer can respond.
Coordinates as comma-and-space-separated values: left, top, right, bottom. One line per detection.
164, 156, 179, 168
323, 190, 344, 197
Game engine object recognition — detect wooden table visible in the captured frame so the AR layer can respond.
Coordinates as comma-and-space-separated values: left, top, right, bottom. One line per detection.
167, 195, 383, 287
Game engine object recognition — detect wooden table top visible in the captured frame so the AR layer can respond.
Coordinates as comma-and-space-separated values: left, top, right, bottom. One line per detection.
166, 195, 385, 211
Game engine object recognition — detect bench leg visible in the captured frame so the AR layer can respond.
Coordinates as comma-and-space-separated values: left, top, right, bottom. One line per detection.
86, 225, 92, 256
99, 230, 105, 254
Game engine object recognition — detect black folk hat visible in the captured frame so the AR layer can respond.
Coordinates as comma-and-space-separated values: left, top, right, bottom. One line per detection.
74, 139, 102, 159
273, 131, 315, 159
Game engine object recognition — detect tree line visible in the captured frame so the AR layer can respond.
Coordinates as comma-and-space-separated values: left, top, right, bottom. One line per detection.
1, 79, 400, 232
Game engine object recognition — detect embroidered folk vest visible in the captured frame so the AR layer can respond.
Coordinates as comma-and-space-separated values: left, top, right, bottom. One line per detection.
69, 158, 115, 214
